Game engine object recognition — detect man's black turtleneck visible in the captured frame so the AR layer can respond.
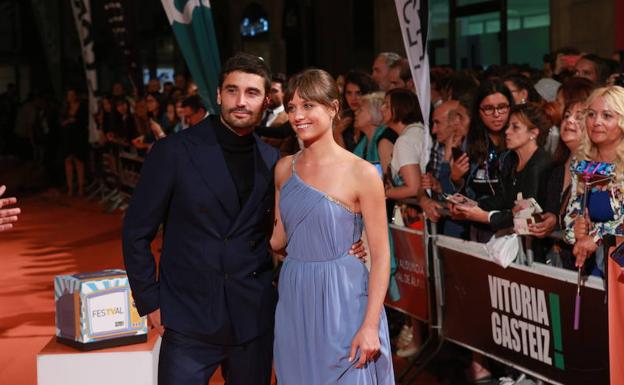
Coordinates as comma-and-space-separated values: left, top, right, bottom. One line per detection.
212, 116, 256, 209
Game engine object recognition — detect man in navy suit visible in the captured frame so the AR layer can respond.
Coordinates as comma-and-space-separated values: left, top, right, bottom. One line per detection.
123, 53, 280, 385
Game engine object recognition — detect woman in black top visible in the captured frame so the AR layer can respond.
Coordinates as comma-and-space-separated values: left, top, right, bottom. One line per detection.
60, 89, 89, 196
451, 103, 553, 232
455, 80, 514, 242
529, 100, 587, 268
334, 70, 378, 151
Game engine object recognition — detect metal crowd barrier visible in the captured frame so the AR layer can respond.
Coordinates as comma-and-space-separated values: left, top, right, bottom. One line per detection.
384, 208, 610, 385
85, 144, 145, 212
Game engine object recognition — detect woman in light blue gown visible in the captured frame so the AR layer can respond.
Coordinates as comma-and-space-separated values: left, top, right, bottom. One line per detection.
271, 69, 394, 385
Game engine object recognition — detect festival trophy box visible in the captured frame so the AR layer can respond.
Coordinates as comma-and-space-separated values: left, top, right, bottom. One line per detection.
54, 269, 148, 351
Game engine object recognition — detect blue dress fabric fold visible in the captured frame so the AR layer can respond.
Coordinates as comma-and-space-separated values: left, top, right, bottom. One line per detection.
274, 157, 395, 385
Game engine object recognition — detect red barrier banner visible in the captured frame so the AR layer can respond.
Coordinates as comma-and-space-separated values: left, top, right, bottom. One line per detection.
438, 236, 608, 385
384, 225, 429, 322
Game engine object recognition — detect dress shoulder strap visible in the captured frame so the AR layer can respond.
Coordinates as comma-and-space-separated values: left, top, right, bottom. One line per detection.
291, 150, 302, 174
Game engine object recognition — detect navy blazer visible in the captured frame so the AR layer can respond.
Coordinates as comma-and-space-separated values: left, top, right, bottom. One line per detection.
122, 116, 280, 345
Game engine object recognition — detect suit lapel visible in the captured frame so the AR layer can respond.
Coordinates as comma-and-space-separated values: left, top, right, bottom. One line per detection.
183, 118, 240, 221
227, 136, 274, 235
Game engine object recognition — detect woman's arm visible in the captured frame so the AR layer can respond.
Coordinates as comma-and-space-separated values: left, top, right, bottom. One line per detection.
377, 138, 393, 176
385, 163, 421, 200
350, 161, 390, 368
269, 156, 292, 252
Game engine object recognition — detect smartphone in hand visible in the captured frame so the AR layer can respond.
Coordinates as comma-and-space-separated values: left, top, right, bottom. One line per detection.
451, 147, 464, 161
442, 193, 477, 207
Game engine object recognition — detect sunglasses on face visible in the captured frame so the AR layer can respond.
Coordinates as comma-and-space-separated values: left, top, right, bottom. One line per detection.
480, 103, 510, 116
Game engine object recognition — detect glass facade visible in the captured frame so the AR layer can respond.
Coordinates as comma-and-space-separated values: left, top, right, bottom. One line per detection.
507, 0, 550, 68
428, 0, 550, 69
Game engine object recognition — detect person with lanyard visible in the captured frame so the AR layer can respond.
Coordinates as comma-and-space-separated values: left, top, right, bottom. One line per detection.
456, 79, 514, 242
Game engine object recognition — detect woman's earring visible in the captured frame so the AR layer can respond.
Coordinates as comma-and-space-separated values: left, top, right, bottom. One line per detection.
521, 98, 526, 104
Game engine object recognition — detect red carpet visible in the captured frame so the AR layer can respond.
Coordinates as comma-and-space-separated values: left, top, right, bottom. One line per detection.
0, 193, 440, 384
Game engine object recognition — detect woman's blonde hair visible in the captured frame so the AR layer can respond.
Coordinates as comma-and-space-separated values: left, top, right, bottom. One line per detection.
576, 85, 624, 187
359, 92, 385, 126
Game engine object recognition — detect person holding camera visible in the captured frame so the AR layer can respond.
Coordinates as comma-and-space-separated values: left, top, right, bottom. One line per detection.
564, 86, 624, 275
450, 103, 553, 236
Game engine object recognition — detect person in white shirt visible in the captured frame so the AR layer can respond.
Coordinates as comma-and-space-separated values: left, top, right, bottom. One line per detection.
256, 74, 299, 155
382, 88, 426, 200
263, 73, 288, 128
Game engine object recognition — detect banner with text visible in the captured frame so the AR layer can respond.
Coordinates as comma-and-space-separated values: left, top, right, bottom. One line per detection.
102, 0, 141, 92
384, 226, 429, 321
439, 237, 608, 385
394, 0, 431, 168
70, 0, 99, 144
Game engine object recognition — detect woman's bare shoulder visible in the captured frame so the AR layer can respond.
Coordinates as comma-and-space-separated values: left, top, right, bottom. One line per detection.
344, 154, 382, 187
275, 155, 295, 188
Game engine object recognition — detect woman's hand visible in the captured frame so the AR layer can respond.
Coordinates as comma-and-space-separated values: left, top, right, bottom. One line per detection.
349, 325, 381, 368
573, 237, 598, 268
419, 196, 443, 222
334, 115, 352, 135
450, 154, 469, 183
421, 173, 442, 193
149, 120, 166, 139
573, 210, 591, 241
451, 203, 489, 223
349, 239, 368, 263
528, 213, 557, 238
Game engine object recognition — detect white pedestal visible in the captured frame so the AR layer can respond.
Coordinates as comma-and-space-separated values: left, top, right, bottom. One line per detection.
37, 332, 161, 385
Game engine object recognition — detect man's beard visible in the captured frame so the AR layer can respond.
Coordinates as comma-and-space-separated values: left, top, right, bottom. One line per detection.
222, 107, 261, 131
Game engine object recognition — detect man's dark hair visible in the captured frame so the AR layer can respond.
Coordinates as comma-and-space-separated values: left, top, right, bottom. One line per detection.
502, 73, 543, 103
181, 95, 206, 112
219, 52, 272, 94
390, 59, 413, 83
342, 70, 378, 111
581, 54, 611, 85
272, 73, 287, 88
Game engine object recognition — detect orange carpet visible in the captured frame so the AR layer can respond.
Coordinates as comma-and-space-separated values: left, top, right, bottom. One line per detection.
0, 193, 440, 385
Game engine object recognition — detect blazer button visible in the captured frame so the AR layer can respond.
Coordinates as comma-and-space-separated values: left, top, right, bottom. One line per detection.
251, 271, 258, 278
224, 273, 229, 280
249, 240, 256, 247
224, 237, 229, 244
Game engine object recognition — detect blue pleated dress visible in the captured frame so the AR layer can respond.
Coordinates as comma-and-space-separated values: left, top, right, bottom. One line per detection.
274, 156, 394, 385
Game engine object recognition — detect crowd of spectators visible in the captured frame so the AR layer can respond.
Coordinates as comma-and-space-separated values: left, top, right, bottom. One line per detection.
2, 45, 624, 382
323, 47, 624, 381
0, 73, 211, 210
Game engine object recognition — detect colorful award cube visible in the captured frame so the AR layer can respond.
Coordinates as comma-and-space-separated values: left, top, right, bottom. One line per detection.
54, 269, 147, 350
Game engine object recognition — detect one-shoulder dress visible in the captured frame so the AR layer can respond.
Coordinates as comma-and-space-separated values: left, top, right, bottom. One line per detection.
274, 154, 394, 385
